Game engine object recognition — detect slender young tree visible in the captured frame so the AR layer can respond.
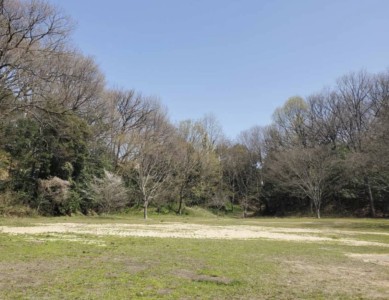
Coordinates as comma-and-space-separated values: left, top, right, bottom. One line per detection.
129, 107, 176, 219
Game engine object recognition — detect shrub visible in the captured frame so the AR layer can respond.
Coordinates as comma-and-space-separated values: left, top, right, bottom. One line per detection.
89, 170, 128, 213
0, 191, 36, 217
37, 177, 72, 215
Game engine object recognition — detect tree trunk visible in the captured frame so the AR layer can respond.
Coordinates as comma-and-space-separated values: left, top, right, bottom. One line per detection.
231, 183, 235, 213
143, 199, 148, 219
177, 181, 187, 215
178, 198, 183, 215
178, 188, 184, 215
243, 203, 247, 218
316, 208, 321, 219
364, 176, 376, 218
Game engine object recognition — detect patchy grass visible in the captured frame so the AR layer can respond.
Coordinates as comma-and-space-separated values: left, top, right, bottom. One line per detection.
0, 217, 389, 299
183, 206, 219, 218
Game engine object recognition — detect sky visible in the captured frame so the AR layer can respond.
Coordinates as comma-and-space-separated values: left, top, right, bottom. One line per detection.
48, 0, 389, 139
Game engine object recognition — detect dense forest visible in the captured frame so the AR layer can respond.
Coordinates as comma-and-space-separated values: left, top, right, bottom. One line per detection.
0, 0, 388, 218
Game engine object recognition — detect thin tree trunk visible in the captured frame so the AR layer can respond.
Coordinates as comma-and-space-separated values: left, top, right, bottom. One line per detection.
231, 191, 235, 213
231, 181, 236, 213
144, 199, 148, 219
365, 176, 376, 217
178, 185, 184, 215
243, 202, 248, 218
313, 195, 321, 219
178, 197, 183, 215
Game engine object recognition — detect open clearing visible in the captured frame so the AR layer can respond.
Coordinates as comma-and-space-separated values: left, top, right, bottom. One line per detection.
2, 221, 389, 247
1, 217, 389, 299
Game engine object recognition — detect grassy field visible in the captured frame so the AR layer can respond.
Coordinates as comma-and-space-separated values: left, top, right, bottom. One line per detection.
1, 214, 389, 299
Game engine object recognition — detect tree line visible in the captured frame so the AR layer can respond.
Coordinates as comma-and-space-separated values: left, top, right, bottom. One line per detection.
0, 0, 388, 218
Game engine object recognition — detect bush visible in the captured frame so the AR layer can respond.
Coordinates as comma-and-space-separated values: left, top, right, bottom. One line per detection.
0, 191, 36, 217
89, 170, 128, 213
37, 177, 72, 215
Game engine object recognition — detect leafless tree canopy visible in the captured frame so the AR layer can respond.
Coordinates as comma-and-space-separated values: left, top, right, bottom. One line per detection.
0, 0, 72, 114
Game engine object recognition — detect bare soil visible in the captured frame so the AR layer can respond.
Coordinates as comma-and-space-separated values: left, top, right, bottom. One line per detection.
346, 253, 389, 266
283, 259, 389, 299
1, 222, 389, 247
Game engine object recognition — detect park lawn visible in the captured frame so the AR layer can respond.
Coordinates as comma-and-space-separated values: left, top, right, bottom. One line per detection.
0, 216, 389, 299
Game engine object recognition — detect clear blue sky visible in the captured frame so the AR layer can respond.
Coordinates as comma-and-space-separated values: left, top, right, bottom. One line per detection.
49, 0, 389, 139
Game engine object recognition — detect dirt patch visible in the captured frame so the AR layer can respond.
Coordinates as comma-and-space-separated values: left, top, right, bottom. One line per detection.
1, 222, 389, 247
157, 288, 173, 296
100, 256, 147, 274
346, 253, 389, 266
174, 269, 233, 285
283, 259, 389, 299
0, 255, 147, 293
0, 258, 77, 290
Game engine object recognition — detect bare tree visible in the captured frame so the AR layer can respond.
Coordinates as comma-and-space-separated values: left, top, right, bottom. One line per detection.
104, 90, 157, 170
370, 70, 389, 117
363, 95, 389, 214
0, 0, 72, 116
333, 71, 378, 216
307, 89, 341, 148
199, 113, 223, 151
237, 126, 266, 214
266, 146, 334, 218
129, 107, 176, 219
42, 53, 105, 116
334, 71, 375, 151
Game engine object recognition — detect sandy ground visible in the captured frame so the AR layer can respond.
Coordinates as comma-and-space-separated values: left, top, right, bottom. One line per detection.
1, 222, 388, 247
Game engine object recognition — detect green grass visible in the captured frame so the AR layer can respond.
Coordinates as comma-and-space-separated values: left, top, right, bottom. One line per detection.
1, 216, 389, 299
